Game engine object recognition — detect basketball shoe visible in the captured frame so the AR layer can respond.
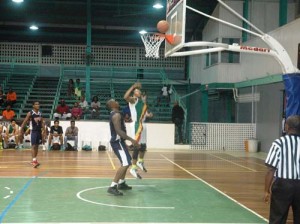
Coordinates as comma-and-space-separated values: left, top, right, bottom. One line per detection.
107, 185, 123, 196
118, 182, 132, 190
130, 168, 142, 179
31, 160, 40, 168
137, 161, 147, 172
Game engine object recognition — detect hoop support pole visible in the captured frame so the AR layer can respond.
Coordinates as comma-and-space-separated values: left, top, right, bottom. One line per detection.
170, 47, 227, 57
186, 5, 262, 38
183, 41, 229, 48
217, 0, 265, 35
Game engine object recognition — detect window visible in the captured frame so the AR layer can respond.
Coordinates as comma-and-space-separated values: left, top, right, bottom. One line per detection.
221, 38, 240, 63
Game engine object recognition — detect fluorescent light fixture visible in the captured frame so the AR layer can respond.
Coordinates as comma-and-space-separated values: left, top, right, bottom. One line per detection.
12, 0, 24, 3
153, 3, 163, 9
29, 25, 39, 30
139, 30, 147, 35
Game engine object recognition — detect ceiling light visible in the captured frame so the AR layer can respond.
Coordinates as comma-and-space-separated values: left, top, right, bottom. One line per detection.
29, 25, 39, 30
139, 30, 147, 35
12, 0, 24, 3
153, 2, 163, 9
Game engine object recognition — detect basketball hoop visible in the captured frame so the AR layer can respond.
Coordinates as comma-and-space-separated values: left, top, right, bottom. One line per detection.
140, 33, 165, 59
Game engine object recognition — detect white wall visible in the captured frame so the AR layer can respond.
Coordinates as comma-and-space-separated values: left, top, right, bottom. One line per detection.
53, 121, 176, 150
189, 1, 299, 85
241, 18, 300, 78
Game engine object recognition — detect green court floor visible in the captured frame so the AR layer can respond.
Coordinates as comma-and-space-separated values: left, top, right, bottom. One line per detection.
0, 177, 266, 223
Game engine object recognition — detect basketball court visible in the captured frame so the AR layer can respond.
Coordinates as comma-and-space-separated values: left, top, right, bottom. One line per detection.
1, 0, 299, 223
0, 149, 269, 223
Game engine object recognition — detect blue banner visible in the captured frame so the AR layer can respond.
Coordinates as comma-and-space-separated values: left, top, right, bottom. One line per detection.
283, 73, 300, 118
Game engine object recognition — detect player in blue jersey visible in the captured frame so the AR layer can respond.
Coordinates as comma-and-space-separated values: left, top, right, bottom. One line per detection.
21, 101, 44, 168
106, 99, 140, 196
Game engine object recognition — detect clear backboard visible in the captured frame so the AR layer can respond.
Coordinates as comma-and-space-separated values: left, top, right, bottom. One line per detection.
165, 0, 186, 57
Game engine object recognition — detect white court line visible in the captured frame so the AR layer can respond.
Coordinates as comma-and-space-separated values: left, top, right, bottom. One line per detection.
209, 153, 257, 172
160, 154, 268, 223
76, 185, 174, 209
2, 186, 14, 199
106, 150, 116, 170
3, 223, 265, 224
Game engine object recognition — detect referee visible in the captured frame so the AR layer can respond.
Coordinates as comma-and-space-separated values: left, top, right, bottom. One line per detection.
264, 115, 300, 224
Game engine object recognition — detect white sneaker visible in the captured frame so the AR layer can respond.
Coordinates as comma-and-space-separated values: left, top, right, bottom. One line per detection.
137, 161, 147, 172
130, 168, 142, 179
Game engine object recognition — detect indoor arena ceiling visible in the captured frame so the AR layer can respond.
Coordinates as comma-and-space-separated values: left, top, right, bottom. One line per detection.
0, 0, 218, 46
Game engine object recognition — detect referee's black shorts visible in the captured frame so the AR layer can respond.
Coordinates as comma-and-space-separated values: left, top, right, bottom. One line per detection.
270, 178, 300, 224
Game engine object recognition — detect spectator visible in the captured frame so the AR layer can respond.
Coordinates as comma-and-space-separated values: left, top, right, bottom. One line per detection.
19, 121, 30, 149
71, 102, 83, 120
90, 96, 100, 119
48, 120, 63, 150
6, 87, 17, 107
167, 84, 173, 102
2, 105, 15, 120
157, 84, 170, 106
172, 101, 184, 144
4, 119, 20, 149
0, 90, 6, 107
53, 99, 72, 120
64, 120, 78, 150
42, 120, 50, 151
74, 78, 82, 100
67, 79, 75, 97
0, 123, 4, 149
79, 95, 89, 114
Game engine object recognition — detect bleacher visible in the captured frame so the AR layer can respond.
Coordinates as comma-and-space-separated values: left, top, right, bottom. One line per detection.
20, 76, 60, 119
0, 67, 187, 123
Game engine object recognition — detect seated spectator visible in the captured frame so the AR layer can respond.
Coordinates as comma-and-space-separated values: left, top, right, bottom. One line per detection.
0, 123, 4, 149
71, 102, 83, 120
4, 119, 20, 149
53, 99, 72, 120
19, 121, 31, 149
0, 90, 6, 107
64, 120, 78, 150
6, 87, 17, 107
2, 105, 15, 120
74, 78, 82, 100
42, 120, 50, 151
67, 79, 75, 97
122, 105, 132, 123
48, 120, 63, 150
90, 96, 100, 119
79, 95, 89, 114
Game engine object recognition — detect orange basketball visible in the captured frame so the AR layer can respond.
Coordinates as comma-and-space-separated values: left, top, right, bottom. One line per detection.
157, 20, 169, 33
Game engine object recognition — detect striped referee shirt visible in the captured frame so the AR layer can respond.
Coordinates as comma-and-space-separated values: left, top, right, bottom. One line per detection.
265, 134, 300, 180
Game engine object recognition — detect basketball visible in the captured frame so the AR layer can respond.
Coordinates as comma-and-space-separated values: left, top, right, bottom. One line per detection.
157, 20, 169, 33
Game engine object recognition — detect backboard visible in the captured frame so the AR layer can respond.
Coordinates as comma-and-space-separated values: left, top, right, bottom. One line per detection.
165, 0, 186, 57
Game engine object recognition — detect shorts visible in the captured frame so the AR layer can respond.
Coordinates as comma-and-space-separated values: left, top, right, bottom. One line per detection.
129, 122, 147, 144
52, 136, 61, 144
110, 141, 132, 166
31, 131, 42, 145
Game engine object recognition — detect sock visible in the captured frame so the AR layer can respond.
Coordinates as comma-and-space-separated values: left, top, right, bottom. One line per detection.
138, 158, 144, 163
118, 179, 125, 184
33, 158, 37, 162
131, 165, 137, 170
110, 182, 118, 187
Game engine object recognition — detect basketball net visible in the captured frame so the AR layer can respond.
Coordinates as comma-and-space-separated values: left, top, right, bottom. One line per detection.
140, 33, 165, 59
